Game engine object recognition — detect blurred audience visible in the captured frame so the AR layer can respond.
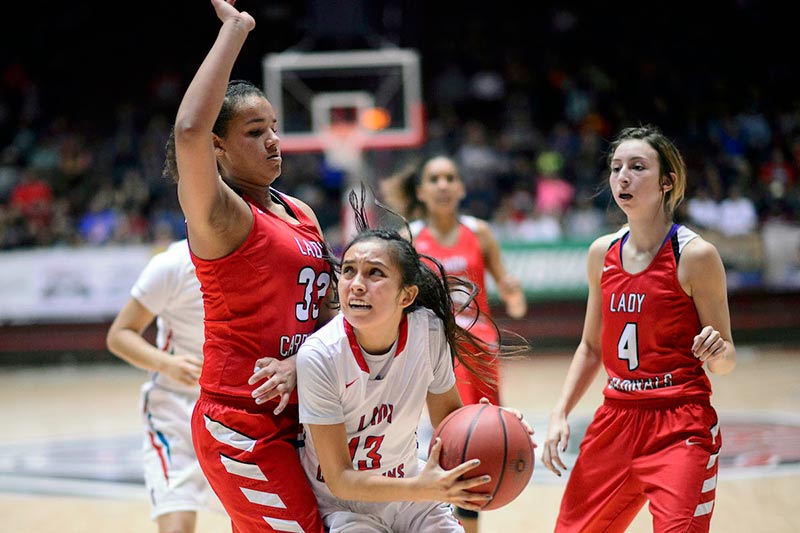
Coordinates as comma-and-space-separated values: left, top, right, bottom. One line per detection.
718, 183, 759, 237
0, 8, 797, 256
685, 185, 720, 232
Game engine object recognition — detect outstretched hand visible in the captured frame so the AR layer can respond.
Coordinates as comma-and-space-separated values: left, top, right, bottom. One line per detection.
419, 437, 492, 511
248, 356, 297, 415
210, 0, 255, 30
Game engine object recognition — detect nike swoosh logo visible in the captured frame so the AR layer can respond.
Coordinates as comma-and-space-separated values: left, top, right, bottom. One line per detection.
603, 265, 614, 272
345, 378, 358, 388
685, 438, 702, 446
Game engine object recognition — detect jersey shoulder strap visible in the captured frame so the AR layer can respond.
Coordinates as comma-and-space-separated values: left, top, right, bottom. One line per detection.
458, 214, 480, 234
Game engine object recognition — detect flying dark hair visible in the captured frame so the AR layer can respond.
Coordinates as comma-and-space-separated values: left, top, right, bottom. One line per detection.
343, 184, 506, 385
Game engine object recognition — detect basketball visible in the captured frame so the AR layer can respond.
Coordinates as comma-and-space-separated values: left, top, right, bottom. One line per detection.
429, 403, 534, 510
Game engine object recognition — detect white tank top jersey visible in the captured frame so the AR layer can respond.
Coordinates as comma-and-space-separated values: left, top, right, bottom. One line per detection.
131, 239, 204, 394
297, 308, 456, 499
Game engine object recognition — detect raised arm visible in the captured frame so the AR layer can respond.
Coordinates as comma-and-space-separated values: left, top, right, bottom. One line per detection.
174, 0, 254, 258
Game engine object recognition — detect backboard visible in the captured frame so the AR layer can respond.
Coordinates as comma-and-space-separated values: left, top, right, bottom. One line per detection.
262, 48, 425, 154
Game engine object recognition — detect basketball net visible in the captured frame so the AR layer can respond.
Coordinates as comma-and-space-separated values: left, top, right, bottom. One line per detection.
321, 122, 365, 176
321, 123, 372, 246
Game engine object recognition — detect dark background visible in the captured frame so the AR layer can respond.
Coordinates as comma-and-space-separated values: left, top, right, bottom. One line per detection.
2, 0, 798, 257
2, 1, 796, 135
1, 1, 798, 353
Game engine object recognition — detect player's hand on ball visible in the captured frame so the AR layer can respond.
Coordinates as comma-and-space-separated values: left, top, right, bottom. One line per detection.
479, 397, 537, 445
421, 437, 493, 510
433, 404, 535, 509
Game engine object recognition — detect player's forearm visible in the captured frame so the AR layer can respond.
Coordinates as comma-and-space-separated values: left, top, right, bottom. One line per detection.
495, 276, 526, 317
552, 343, 602, 417
707, 339, 737, 375
175, 19, 250, 137
106, 328, 170, 374
326, 469, 427, 503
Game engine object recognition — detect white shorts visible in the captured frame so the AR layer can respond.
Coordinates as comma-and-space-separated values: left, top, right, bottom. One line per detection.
140, 381, 224, 520
316, 457, 463, 533
323, 499, 463, 533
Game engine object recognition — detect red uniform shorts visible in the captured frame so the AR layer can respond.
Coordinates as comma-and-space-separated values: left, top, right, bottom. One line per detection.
454, 321, 501, 406
556, 398, 721, 533
191, 391, 324, 533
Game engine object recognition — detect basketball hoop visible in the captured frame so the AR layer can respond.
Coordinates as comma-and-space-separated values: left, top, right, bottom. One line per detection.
321, 122, 366, 176
263, 49, 425, 153
262, 49, 425, 246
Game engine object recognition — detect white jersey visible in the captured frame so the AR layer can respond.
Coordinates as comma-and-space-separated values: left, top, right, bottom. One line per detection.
297, 308, 456, 503
131, 239, 204, 394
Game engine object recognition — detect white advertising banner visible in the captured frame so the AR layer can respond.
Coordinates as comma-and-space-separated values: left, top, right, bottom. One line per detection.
0, 242, 591, 325
0, 245, 158, 324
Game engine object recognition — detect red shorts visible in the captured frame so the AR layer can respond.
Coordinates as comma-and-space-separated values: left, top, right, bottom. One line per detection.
556, 398, 721, 533
191, 391, 324, 533
454, 321, 501, 406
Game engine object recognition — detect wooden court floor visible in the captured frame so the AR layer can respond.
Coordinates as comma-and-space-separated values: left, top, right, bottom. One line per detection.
1, 344, 798, 532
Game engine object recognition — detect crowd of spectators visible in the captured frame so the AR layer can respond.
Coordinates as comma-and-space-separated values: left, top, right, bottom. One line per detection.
1, 3, 798, 264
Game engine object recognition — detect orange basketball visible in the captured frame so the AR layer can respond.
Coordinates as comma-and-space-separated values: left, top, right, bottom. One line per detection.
429, 403, 534, 510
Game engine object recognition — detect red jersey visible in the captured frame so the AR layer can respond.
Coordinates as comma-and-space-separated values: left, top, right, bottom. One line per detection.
411, 216, 492, 331
411, 216, 500, 405
191, 190, 331, 400
601, 224, 712, 402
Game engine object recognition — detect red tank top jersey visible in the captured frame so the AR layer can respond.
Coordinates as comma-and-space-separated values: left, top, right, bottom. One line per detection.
411, 216, 492, 329
601, 224, 712, 402
191, 190, 331, 400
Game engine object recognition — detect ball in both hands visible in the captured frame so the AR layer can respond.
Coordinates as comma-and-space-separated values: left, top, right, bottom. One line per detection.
430, 403, 535, 510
